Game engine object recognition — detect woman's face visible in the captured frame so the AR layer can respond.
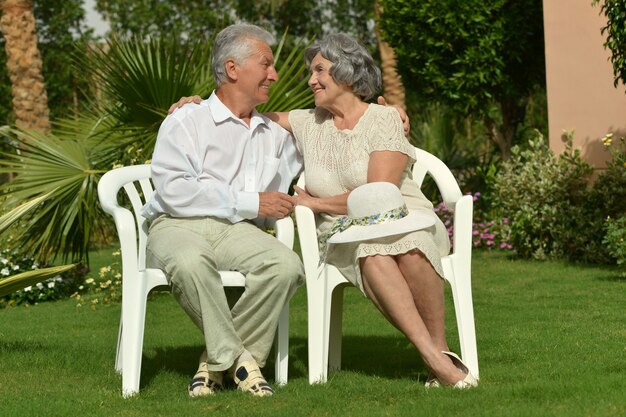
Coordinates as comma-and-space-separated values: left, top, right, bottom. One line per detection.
308, 53, 349, 108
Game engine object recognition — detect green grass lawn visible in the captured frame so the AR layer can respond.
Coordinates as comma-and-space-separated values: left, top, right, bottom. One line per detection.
1, 251, 625, 417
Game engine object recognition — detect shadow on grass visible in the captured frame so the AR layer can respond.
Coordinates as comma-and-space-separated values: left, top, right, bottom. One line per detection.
0, 340, 47, 353
285, 335, 426, 382
140, 344, 201, 388
138, 334, 425, 390
324, 335, 427, 381
596, 272, 626, 282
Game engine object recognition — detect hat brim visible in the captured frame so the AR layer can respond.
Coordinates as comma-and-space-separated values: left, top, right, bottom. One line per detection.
327, 211, 437, 244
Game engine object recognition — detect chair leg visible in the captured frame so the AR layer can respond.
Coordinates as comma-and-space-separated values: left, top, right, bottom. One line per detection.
274, 302, 289, 386
121, 285, 149, 398
307, 277, 328, 384
450, 263, 479, 379
327, 286, 345, 371
115, 316, 123, 374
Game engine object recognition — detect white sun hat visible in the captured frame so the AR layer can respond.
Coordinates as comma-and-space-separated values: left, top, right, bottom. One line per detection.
327, 182, 436, 244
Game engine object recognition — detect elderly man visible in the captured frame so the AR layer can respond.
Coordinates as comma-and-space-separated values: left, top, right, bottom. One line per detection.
141, 24, 304, 397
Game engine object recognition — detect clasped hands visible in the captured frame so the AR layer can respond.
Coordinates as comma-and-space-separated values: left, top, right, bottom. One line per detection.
258, 191, 295, 218
258, 186, 314, 219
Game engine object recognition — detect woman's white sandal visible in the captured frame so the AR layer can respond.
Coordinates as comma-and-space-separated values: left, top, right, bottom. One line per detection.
441, 351, 478, 389
424, 375, 441, 388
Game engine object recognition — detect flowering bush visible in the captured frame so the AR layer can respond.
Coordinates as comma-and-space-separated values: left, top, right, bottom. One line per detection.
434, 192, 513, 251
0, 248, 82, 307
71, 250, 123, 309
600, 133, 626, 166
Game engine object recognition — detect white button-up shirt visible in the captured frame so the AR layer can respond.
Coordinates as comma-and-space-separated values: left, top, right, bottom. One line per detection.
141, 92, 302, 224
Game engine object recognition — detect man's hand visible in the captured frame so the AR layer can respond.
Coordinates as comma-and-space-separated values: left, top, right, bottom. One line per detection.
168, 95, 203, 114
377, 96, 410, 138
258, 191, 296, 218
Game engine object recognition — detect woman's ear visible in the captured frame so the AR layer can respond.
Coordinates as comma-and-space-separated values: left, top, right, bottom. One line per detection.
225, 59, 238, 81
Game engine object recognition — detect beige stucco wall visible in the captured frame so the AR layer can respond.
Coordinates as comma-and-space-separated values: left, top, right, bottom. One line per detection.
543, 0, 626, 169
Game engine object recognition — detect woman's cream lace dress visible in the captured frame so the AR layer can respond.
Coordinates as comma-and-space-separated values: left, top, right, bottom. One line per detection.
289, 104, 450, 294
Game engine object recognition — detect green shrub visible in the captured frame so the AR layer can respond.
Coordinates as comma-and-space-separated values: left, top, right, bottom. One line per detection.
491, 131, 593, 260
491, 131, 626, 263
581, 134, 626, 263
603, 216, 626, 276
596, 134, 626, 270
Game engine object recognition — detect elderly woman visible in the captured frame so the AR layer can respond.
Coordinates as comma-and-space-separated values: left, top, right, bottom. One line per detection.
171, 33, 477, 388
268, 34, 476, 388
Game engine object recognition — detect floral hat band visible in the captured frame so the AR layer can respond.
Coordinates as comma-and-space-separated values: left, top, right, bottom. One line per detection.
348, 204, 409, 227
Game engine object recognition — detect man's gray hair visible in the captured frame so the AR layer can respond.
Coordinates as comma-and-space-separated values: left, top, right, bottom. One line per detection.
305, 34, 381, 101
212, 24, 275, 86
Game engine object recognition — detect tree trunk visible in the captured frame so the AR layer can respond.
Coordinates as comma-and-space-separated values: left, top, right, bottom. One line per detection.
484, 116, 510, 161
375, 0, 406, 110
484, 98, 528, 161
1, 0, 51, 133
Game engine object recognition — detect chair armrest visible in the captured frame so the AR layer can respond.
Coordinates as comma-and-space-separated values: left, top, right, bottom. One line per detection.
451, 194, 473, 264
413, 148, 463, 208
294, 205, 320, 278
275, 216, 295, 249
98, 170, 141, 276
108, 206, 141, 276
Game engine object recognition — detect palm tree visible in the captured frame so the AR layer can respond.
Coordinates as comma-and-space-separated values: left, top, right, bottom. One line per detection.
0, 0, 50, 132
374, 0, 406, 110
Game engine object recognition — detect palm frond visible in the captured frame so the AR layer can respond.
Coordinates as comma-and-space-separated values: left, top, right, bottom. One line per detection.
0, 127, 107, 263
0, 190, 55, 234
81, 36, 215, 134
0, 264, 77, 298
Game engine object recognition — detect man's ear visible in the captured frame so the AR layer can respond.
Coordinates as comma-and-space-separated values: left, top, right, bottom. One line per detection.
225, 59, 238, 81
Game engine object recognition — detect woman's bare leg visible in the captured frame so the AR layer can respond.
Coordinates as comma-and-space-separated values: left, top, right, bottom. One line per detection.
360, 255, 465, 385
396, 250, 449, 352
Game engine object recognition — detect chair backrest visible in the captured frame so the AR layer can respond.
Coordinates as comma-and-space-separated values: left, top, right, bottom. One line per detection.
297, 147, 462, 209
98, 164, 154, 270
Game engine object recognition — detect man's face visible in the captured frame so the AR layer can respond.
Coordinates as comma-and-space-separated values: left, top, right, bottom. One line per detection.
234, 39, 279, 106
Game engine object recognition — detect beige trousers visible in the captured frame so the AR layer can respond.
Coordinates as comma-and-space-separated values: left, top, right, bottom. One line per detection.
146, 216, 304, 371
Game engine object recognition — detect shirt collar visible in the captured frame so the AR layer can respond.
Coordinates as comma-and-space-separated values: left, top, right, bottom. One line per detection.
206, 91, 269, 131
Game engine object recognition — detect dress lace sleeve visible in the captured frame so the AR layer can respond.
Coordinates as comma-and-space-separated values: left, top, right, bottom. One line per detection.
367, 106, 416, 162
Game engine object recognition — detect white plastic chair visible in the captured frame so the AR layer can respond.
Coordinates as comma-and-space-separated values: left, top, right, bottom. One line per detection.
97, 164, 292, 397
295, 147, 478, 384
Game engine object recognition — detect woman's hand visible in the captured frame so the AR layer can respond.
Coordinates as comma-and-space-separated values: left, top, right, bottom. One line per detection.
377, 96, 410, 138
293, 185, 350, 215
293, 185, 318, 212
168, 95, 203, 114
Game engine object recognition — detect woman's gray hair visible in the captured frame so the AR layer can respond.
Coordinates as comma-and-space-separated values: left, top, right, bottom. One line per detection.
212, 24, 275, 86
305, 33, 382, 101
